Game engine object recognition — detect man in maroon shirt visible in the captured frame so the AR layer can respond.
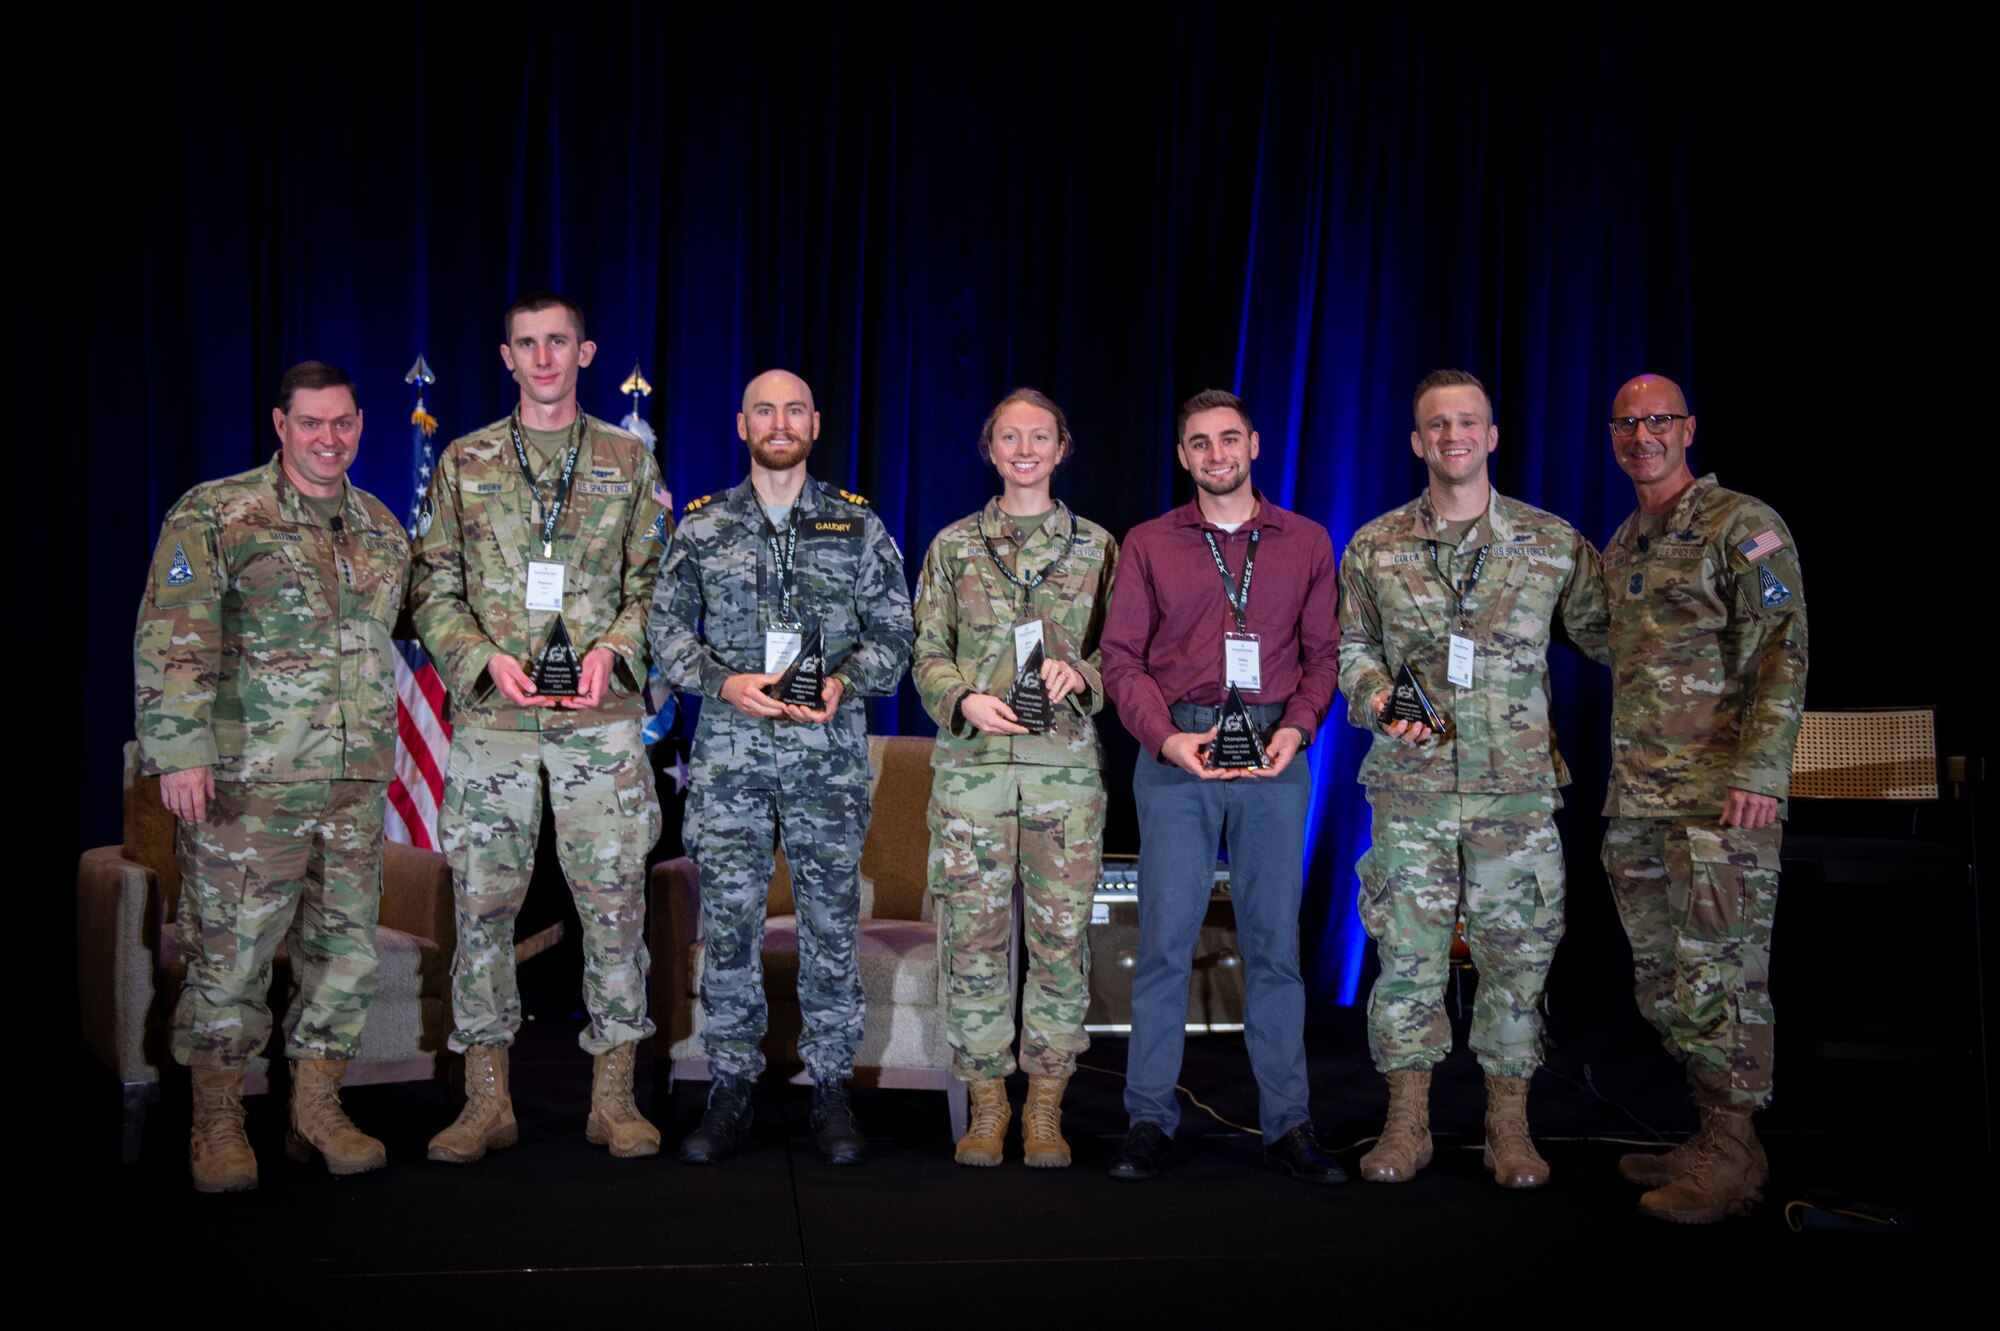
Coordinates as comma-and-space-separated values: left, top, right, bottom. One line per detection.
1099, 389, 1344, 1182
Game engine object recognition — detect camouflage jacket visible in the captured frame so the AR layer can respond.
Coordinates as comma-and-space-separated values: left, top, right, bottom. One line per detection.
1338, 488, 1607, 792
409, 413, 669, 731
912, 500, 1119, 771
1598, 474, 1808, 817
648, 476, 914, 787
134, 455, 411, 782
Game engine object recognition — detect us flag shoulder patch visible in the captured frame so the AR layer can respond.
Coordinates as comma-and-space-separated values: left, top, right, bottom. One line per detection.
1738, 529, 1783, 562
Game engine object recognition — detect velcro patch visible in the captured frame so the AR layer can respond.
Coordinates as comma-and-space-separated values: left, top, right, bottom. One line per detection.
644, 511, 668, 545
1759, 565, 1792, 606
165, 543, 194, 586
810, 518, 860, 537
1657, 544, 1706, 560
590, 467, 622, 480
578, 481, 634, 496
1378, 551, 1424, 567
470, 481, 505, 494
1628, 572, 1645, 596
1488, 544, 1550, 558
1739, 529, 1784, 562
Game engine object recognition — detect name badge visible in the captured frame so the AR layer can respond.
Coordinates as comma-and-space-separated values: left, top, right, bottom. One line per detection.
1447, 633, 1476, 688
1224, 632, 1262, 690
765, 628, 804, 675
1014, 619, 1045, 670
525, 561, 566, 612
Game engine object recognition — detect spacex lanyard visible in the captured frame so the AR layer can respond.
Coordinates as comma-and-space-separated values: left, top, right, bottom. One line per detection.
508, 413, 584, 559
980, 504, 1078, 604
1204, 528, 1262, 689
1429, 534, 1488, 688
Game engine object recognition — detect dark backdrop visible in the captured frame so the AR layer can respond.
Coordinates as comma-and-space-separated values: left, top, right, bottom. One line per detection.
43, 4, 1973, 1020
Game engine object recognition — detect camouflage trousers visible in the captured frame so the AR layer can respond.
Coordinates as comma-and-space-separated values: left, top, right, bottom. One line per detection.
172, 779, 384, 1068
927, 763, 1104, 1080
1357, 789, 1565, 1079
687, 779, 868, 1082
1603, 817, 1781, 1110
439, 720, 659, 1055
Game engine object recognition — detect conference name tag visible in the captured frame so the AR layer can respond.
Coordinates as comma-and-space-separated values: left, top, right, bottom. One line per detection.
765, 628, 804, 675
1447, 633, 1476, 689
1014, 619, 1044, 670
525, 561, 566, 612
1224, 632, 1262, 690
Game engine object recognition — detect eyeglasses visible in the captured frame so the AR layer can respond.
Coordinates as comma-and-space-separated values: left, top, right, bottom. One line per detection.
1607, 414, 1689, 437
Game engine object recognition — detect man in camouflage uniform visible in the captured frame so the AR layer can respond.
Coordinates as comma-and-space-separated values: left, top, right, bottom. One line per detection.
135, 361, 410, 1192
412, 291, 669, 1164
649, 368, 914, 1166
1597, 373, 1807, 1223
912, 389, 1118, 1168
1337, 369, 1607, 1190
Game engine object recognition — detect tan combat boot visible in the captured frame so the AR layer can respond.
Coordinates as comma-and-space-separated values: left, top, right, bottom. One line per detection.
1637, 1107, 1768, 1223
285, 1058, 388, 1175
189, 1066, 258, 1193
428, 1045, 518, 1164
1359, 1069, 1433, 1183
1482, 1074, 1550, 1189
1619, 1135, 1704, 1188
1021, 1075, 1072, 1169
585, 1043, 661, 1158
954, 1078, 1010, 1167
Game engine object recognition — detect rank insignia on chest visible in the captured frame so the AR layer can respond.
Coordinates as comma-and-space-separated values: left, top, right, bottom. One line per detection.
165, 543, 195, 586
1759, 565, 1792, 606
1628, 572, 1644, 596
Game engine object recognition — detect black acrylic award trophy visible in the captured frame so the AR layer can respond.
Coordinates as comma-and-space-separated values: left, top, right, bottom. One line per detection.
1383, 663, 1447, 735
533, 616, 584, 698
765, 618, 827, 707
1206, 685, 1270, 769
1004, 642, 1055, 734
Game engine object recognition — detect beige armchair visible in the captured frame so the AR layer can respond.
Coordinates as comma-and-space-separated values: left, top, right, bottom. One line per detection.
651, 734, 967, 1138
76, 743, 455, 1161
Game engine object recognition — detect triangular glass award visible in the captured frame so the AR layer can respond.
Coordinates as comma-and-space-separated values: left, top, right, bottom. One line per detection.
1206, 684, 1270, 769
1383, 662, 1446, 734
1004, 641, 1055, 735
765, 617, 827, 707
533, 616, 584, 698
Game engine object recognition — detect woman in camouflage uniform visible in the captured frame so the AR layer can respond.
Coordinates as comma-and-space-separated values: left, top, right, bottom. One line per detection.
912, 389, 1118, 1168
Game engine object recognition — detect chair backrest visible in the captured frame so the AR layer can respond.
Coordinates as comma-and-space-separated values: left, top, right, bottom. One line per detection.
1789, 708, 1939, 801
766, 734, 936, 923
120, 741, 183, 913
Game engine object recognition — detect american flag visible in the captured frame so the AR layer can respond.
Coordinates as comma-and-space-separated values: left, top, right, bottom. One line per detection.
1737, 529, 1784, 563
387, 355, 452, 850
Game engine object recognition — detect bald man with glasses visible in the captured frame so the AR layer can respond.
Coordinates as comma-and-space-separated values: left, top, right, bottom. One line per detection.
1595, 373, 1808, 1224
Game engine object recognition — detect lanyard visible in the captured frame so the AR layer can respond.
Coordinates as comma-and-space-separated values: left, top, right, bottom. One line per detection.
765, 504, 802, 622
1202, 528, 1259, 633
507, 411, 584, 558
1427, 538, 1490, 620
979, 503, 1078, 600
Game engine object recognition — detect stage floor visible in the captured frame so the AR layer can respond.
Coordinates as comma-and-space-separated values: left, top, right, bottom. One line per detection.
66, 1004, 1982, 1323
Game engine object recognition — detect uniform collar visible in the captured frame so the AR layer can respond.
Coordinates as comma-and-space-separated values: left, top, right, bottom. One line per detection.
266, 452, 360, 529
728, 472, 825, 521
1665, 474, 1720, 533
1411, 487, 1506, 545
979, 496, 1074, 553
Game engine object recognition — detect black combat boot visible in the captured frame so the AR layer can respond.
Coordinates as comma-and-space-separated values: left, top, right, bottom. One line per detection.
678, 1075, 754, 1164
810, 1079, 866, 1165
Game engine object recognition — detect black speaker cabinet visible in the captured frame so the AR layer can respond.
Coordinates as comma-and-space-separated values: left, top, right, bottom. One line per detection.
1085, 858, 1244, 1032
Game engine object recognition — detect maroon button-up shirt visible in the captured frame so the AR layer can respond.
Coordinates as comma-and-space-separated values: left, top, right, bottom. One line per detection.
1101, 490, 1341, 759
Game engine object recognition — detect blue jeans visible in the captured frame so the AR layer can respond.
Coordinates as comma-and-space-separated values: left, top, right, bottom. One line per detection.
1124, 744, 1313, 1143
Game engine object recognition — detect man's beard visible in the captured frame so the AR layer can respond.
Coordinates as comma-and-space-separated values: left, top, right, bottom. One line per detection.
749, 432, 812, 471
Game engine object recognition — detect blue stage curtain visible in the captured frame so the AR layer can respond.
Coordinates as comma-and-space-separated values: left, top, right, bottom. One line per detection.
70, 3, 1963, 1016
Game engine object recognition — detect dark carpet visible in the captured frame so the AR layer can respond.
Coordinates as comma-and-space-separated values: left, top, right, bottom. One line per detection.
62, 995, 1983, 1326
